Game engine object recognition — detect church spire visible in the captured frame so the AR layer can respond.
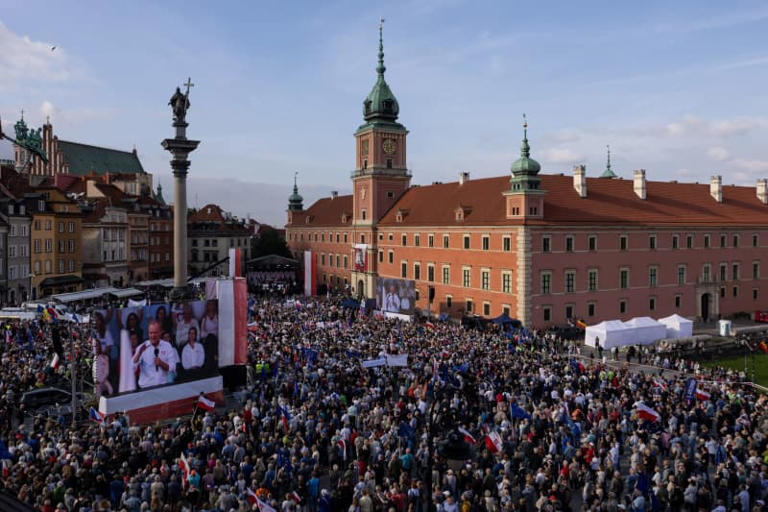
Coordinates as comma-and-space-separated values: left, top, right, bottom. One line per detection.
600, 144, 618, 178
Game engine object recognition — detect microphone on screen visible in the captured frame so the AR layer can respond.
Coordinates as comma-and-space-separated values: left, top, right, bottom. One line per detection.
154, 348, 160, 371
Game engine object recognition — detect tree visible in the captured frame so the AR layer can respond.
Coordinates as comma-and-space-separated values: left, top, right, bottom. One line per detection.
252, 225, 291, 258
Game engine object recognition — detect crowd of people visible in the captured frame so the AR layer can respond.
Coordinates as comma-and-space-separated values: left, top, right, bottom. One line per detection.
0, 293, 767, 512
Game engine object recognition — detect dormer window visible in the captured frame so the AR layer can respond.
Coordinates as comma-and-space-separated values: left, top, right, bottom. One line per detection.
341, 213, 349, 224
395, 208, 408, 223
364, 100, 372, 115
454, 205, 470, 222
383, 99, 393, 113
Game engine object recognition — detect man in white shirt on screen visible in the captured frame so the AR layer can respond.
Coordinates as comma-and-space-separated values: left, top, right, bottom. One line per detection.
384, 284, 400, 312
133, 320, 178, 388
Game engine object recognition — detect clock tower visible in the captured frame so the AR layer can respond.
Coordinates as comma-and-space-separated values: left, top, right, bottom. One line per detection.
350, 21, 410, 300
352, 21, 410, 228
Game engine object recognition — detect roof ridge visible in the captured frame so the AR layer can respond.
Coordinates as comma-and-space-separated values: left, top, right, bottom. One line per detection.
58, 139, 139, 157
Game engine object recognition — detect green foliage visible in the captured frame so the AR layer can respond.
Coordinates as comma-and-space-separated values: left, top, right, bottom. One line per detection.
253, 226, 290, 258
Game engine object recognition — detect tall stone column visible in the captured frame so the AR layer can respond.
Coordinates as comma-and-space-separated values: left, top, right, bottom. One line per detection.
162, 81, 199, 299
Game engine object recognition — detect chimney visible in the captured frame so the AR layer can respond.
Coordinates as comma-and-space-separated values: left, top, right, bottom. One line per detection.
710, 175, 722, 203
331, 191, 338, 199
458, 172, 470, 185
573, 165, 587, 198
633, 169, 646, 200
757, 178, 768, 204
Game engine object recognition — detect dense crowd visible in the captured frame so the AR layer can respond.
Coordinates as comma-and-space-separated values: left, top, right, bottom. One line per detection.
1, 295, 767, 512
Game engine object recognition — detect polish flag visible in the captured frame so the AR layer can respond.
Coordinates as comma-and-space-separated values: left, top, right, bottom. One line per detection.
634, 402, 661, 422
338, 439, 347, 460
178, 452, 190, 488
291, 491, 302, 503
50, 353, 60, 370
197, 395, 216, 412
484, 431, 503, 453
695, 389, 711, 401
652, 378, 667, 391
458, 427, 476, 445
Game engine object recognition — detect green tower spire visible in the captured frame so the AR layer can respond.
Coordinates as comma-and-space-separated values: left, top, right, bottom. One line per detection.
600, 144, 618, 178
288, 171, 304, 211
362, 18, 400, 124
509, 114, 542, 193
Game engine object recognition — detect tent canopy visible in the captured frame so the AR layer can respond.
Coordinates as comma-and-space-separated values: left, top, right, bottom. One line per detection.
658, 314, 694, 339
491, 312, 522, 328
624, 317, 667, 345
584, 320, 628, 349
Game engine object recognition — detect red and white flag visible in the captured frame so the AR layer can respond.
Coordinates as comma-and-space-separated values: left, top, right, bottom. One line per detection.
695, 389, 711, 401
337, 439, 347, 460
255, 496, 276, 512
246, 489, 258, 505
634, 402, 661, 422
484, 431, 503, 453
291, 491, 302, 503
50, 353, 60, 370
652, 378, 667, 391
197, 395, 215, 412
458, 427, 476, 445
178, 452, 190, 488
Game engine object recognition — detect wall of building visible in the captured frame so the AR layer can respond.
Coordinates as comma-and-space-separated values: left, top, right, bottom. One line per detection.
375, 227, 520, 317
529, 227, 767, 326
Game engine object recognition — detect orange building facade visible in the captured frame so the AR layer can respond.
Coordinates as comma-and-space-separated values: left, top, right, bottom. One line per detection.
286, 31, 768, 327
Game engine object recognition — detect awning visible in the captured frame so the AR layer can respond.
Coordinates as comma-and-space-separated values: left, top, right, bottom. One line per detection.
51, 287, 121, 303
105, 288, 143, 299
38, 275, 83, 288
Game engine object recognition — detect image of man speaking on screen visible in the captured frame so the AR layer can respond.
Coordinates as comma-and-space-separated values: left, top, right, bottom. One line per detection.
133, 320, 178, 388
384, 283, 401, 313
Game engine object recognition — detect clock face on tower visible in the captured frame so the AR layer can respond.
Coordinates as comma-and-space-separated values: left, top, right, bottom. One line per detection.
382, 138, 397, 155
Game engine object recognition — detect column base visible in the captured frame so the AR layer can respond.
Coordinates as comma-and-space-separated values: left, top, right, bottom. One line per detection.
169, 285, 196, 301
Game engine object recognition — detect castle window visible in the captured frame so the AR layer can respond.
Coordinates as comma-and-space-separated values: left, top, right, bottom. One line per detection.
363, 159, 368, 169
387, 191, 394, 199
386, 159, 392, 169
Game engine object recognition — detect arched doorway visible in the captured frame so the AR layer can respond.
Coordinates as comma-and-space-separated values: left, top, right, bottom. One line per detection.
701, 293, 711, 321
357, 279, 365, 299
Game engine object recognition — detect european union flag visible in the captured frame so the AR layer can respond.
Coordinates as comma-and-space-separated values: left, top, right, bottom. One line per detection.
510, 403, 531, 420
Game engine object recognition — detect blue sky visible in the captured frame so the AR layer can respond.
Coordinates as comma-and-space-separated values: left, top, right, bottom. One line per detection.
1, 1, 768, 225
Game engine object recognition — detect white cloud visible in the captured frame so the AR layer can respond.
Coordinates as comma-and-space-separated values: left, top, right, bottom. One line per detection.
40, 100, 56, 122
540, 148, 584, 164
709, 118, 761, 137
707, 146, 730, 161
732, 159, 768, 173
0, 22, 70, 93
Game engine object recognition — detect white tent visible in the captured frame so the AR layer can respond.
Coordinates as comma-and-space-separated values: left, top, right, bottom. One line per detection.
624, 316, 668, 345
584, 320, 630, 349
657, 314, 694, 339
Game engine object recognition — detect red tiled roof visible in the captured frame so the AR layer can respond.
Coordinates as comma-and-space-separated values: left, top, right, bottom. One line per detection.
376, 174, 768, 227
189, 203, 225, 223
288, 195, 353, 227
